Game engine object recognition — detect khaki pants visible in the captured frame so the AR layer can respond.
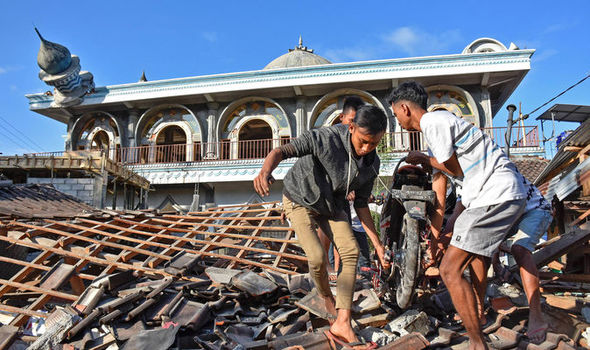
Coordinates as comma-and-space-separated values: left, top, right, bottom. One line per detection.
283, 195, 359, 310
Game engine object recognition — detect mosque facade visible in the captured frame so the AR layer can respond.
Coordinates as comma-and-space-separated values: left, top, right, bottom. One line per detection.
26, 34, 541, 209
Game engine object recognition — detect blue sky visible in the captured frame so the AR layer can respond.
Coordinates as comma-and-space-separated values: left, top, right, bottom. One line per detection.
0, 1, 588, 157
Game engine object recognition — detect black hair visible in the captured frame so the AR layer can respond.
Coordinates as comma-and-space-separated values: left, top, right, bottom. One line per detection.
342, 96, 365, 114
386, 81, 428, 110
353, 105, 387, 135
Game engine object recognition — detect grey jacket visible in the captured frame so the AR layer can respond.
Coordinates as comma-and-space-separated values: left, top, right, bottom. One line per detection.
280, 124, 380, 217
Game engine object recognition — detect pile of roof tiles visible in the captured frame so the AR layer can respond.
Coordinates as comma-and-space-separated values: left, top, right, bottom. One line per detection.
0, 195, 589, 349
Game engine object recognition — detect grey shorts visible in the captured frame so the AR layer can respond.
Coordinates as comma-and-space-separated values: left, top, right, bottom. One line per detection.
451, 199, 526, 257
506, 208, 553, 252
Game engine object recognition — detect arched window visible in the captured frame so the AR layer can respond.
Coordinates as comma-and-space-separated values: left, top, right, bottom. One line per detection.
72, 112, 121, 159
155, 125, 187, 162
426, 86, 480, 127
135, 105, 203, 163
218, 98, 290, 160
238, 119, 273, 159
90, 130, 110, 152
311, 95, 374, 128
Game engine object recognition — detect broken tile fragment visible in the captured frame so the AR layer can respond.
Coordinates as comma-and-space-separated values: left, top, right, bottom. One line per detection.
385, 310, 431, 336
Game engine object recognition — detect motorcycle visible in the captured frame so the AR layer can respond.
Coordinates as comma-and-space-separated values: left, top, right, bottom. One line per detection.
378, 157, 437, 309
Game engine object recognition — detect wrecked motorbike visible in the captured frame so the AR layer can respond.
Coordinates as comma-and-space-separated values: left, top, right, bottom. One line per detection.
378, 157, 436, 309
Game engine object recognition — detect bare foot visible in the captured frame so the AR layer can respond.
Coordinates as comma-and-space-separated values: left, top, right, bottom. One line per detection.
321, 294, 337, 320
330, 320, 361, 348
526, 318, 548, 344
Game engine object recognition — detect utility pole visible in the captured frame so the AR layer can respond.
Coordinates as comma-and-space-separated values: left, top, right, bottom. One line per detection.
505, 104, 528, 157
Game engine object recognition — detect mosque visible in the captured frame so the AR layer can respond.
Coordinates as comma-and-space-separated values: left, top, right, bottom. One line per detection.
26, 33, 541, 210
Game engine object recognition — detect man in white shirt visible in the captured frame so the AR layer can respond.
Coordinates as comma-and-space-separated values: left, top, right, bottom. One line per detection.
387, 81, 526, 350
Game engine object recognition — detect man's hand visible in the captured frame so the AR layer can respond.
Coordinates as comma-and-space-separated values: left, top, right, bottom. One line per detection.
346, 190, 356, 202
375, 243, 391, 269
253, 172, 275, 197
406, 150, 429, 166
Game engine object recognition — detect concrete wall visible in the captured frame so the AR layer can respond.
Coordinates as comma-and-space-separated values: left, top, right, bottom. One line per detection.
127, 180, 285, 211
213, 181, 284, 206
27, 177, 96, 206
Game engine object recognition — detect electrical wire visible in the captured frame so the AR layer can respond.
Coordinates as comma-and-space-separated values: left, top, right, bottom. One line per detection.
0, 115, 44, 152
526, 73, 590, 117
0, 128, 35, 153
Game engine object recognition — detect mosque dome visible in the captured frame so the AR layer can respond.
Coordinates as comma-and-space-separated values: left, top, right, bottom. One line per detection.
264, 37, 331, 70
35, 28, 72, 75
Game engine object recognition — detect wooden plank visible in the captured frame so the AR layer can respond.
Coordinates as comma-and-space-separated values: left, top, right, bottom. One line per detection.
539, 271, 590, 283
108, 217, 295, 244
0, 304, 48, 318
273, 230, 295, 268
227, 217, 267, 269
531, 222, 590, 268
152, 217, 292, 231
570, 207, 590, 227
0, 278, 77, 301
13, 221, 171, 262
1, 224, 298, 276
49, 219, 305, 263
196, 200, 280, 212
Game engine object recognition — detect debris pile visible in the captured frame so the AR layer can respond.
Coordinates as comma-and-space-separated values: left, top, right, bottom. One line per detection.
0, 195, 589, 349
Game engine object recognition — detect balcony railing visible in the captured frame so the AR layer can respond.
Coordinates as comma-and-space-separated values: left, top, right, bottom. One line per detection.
25, 126, 540, 166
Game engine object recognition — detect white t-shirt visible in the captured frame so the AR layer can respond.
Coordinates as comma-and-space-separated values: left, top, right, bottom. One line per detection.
519, 172, 551, 212
420, 110, 525, 208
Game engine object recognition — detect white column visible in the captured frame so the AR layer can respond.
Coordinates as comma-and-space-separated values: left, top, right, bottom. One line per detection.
206, 103, 219, 158
295, 98, 306, 136
127, 110, 139, 147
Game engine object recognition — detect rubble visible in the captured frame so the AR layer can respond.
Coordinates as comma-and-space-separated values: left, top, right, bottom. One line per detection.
0, 193, 589, 349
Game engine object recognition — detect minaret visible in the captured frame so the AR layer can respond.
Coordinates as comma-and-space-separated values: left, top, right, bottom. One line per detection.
35, 28, 94, 107
139, 71, 148, 82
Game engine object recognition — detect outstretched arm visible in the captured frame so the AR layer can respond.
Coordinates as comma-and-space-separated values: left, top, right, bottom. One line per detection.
355, 206, 391, 269
253, 148, 283, 197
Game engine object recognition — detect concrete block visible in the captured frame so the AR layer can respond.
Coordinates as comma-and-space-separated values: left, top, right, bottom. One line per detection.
77, 191, 92, 200
84, 184, 94, 191
71, 184, 85, 191
56, 184, 73, 191
78, 178, 93, 184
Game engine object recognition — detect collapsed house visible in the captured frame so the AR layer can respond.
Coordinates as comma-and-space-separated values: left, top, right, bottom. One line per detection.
0, 180, 589, 349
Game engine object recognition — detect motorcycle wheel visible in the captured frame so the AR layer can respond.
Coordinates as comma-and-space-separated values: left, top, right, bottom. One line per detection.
395, 213, 420, 309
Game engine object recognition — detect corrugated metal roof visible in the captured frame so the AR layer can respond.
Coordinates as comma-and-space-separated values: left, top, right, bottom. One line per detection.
536, 104, 590, 123
534, 118, 590, 185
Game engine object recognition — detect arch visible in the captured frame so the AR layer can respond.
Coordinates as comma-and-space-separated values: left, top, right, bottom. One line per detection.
135, 104, 203, 144
426, 85, 481, 127
153, 124, 189, 163
216, 96, 291, 141
71, 111, 123, 158
237, 119, 273, 159
462, 38, 507, 54
135, 104, 203, 162
309, 89, 389, 130
90, 130, 110, 152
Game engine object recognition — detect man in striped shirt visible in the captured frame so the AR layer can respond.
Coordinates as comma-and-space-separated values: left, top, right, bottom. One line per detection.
388, 81, 527, 350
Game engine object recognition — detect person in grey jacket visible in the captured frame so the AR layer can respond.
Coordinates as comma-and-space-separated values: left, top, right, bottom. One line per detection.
254, 105, 390, 347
